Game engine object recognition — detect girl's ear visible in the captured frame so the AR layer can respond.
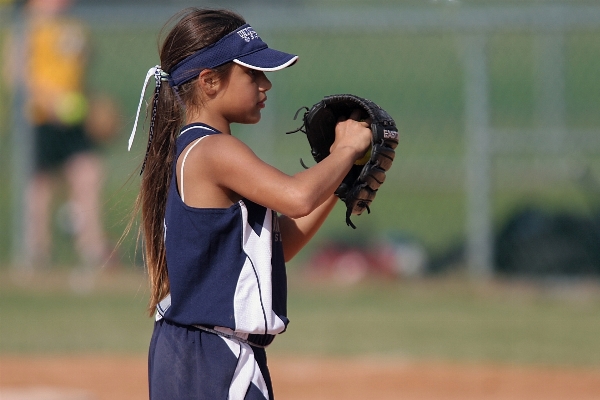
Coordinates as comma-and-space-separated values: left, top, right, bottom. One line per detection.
198, 69, 219, 96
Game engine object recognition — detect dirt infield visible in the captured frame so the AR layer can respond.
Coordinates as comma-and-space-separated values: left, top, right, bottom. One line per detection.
1, 355, 599, 400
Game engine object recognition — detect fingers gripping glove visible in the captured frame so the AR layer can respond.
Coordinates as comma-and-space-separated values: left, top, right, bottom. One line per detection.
288, 94, 399, 228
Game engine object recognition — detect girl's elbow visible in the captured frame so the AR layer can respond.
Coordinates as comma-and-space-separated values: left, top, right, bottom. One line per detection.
283, 251, 295, 263
285, 195, 316, 219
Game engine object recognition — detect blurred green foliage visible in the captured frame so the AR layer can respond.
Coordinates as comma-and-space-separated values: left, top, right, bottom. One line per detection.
1, 6, 599, 268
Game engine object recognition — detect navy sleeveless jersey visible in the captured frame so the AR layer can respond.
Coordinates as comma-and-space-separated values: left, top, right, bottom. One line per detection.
162, 123, 288, 336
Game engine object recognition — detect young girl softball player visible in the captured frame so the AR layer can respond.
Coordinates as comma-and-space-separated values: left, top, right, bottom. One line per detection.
129, 8, 371, 400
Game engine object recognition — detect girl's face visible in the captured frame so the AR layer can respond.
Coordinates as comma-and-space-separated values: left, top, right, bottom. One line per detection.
216, 64, 272, 125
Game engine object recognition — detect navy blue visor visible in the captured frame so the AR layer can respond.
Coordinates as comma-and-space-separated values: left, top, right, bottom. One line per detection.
168, 24, 298, 87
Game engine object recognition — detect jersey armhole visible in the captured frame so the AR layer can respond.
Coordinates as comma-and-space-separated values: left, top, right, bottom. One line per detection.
179, 136, 209, 204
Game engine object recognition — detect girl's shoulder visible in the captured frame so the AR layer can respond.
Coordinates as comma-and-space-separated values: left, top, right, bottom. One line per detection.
177, 128, 258, 177
185, 130, 252, 157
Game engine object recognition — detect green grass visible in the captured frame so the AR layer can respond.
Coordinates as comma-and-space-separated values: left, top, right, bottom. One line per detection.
272, 276, 600, 366
1, 270, 599, 367
0, 271, 152, 354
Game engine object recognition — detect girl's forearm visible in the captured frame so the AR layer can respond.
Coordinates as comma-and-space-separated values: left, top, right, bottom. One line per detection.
279, 194, 338, 262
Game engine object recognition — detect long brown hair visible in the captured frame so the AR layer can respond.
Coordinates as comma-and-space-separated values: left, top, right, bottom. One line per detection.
133, 8, 245, 315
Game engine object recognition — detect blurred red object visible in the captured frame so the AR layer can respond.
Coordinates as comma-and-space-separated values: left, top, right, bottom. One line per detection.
305, 234, 428, 284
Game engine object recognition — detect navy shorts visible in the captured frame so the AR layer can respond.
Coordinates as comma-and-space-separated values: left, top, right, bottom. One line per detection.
148, 319, 274, 400
34, 123, 96, 172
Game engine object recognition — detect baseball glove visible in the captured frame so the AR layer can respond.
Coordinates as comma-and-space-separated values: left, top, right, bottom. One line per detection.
287, 94, 399, 228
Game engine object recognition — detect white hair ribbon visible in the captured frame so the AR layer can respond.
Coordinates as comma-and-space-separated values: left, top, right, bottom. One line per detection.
128, 66, 170, 175
128, 65, 160, 151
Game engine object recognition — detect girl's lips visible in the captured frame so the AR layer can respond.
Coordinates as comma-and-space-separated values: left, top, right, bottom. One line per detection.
258, 97, 267, 108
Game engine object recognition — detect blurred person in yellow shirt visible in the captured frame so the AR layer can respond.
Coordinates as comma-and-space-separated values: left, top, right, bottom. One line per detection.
7, 0, 112, 290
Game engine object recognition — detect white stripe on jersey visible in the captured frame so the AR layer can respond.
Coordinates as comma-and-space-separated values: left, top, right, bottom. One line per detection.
235, 202, 286, 334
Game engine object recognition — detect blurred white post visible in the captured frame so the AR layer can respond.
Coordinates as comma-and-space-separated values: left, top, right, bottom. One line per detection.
533, 33, 566, 152
9, 8, 33, 268
462, 34, 494, 279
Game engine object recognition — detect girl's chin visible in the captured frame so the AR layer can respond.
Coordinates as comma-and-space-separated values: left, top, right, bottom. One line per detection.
246, 113, 262, 125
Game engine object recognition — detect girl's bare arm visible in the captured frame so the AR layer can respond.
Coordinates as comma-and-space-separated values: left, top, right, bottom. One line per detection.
181, 117, 370, 218
277, 194, 338, 262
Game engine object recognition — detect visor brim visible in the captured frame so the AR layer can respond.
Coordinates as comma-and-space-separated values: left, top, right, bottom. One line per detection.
233, 48, 298, 72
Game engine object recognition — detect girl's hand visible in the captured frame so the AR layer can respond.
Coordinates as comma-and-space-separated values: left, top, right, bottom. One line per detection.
329, 109, 372, 161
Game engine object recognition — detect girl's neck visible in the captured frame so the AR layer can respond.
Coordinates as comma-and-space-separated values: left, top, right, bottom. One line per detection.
186, 110, 231, 135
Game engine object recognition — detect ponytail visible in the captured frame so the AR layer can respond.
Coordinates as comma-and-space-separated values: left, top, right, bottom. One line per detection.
137, 82, 181, 315
129, 8, 245, 316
